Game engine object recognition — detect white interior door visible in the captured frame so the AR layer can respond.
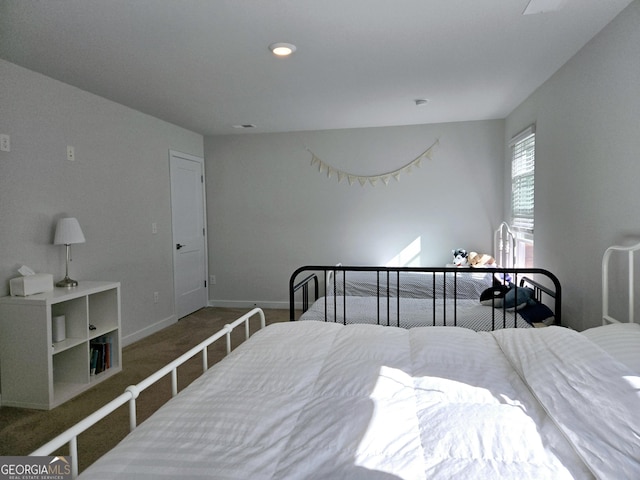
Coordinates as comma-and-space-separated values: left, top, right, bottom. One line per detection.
170, 150, 208, 319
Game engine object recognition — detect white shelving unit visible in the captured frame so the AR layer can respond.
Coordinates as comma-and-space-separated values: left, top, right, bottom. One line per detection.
0, 281, 121, 410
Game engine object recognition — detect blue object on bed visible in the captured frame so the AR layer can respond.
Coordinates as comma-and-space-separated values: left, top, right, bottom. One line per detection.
480, 284, 536, 310
480, 284, 554, 325
518, 302, 555, 325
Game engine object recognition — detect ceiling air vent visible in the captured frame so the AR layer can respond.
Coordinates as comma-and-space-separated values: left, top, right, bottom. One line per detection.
523, 0, 565, 15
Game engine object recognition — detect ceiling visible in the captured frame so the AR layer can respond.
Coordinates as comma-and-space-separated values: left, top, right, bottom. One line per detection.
0, 0, 633, 136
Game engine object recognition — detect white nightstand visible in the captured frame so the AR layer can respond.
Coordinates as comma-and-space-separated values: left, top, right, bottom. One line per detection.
0, 281, 121, 410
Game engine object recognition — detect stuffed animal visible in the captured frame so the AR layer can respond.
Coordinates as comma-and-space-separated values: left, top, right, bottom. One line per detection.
452, 249, 468, 266
467, 251, 496, 268
480, 284, 536, 310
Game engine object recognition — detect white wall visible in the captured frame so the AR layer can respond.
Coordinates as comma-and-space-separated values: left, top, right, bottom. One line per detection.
205, 120, 505, 307
2, 0, 635, 359
0, 59, 204, 345
505, 0, 640, 330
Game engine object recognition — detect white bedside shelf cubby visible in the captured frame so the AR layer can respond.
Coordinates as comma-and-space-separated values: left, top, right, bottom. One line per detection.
0, 281, 121, 410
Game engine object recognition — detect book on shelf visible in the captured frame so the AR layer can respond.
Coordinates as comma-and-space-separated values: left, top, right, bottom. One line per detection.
90, 335, 113, 375
90, 348, 98, 375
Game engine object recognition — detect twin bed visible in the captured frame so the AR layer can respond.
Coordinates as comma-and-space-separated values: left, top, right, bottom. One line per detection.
289, 266, 560, 330
289, 223, 558, 330
30, 242, 640, 479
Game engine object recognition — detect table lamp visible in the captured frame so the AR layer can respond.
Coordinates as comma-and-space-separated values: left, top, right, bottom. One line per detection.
54, 217, 86, 287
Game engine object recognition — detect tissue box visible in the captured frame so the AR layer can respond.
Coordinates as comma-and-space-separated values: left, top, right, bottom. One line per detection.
9, 274, 54, 296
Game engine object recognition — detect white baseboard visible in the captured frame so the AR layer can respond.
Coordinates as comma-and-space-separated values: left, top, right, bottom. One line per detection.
208, 300, 292, 310
122, 314, 177, 347
122, 303, 299, 348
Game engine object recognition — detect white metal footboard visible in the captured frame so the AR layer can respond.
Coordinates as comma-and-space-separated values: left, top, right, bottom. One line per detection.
603, 243, 640, 325
30, 307, 266, 478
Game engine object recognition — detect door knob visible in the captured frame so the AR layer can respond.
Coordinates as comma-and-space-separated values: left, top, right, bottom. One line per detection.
176, 243, 185, 250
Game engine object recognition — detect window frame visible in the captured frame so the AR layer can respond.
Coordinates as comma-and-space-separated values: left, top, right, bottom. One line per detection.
509, 125, 535, 267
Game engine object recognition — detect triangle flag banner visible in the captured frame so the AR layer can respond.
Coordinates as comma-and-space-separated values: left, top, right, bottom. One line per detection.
305, 139, 439, 187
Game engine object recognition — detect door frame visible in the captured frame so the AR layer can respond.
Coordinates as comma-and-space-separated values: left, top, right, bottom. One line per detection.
169, 150, 208, 317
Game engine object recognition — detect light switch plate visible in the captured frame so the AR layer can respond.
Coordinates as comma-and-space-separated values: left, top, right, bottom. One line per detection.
0, 134, 10, 152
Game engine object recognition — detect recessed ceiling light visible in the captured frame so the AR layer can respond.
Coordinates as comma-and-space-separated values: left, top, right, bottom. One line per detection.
414, 99, 429, 107
269, 43, 296, 57
233, 124, 256, 129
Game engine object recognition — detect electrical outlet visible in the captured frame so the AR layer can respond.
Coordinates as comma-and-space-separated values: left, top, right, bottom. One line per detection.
153, 291, 159, 303
210, 275, 216, 285
0, 134, 10, 152
152, 222, 158, 234
67, 145, 75, 161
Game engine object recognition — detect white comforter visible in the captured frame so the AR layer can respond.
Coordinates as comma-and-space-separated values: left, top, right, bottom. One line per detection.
301, 296, 534, 330
80, 323, 640, 479
328, 270, 494, 299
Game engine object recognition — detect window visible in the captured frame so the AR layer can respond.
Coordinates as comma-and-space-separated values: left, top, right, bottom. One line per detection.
510, 125, 535, 267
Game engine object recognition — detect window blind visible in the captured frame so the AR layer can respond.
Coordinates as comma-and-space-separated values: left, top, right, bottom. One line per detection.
510, 126, 535, 232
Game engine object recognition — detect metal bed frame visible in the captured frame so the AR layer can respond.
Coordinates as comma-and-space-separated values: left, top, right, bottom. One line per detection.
30, 308, 266, 478
602, 241, 640, 325
494, 221, 517, 268
290, 266, 561, 329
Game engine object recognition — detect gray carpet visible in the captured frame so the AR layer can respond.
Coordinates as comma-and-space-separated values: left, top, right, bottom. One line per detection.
0, 307, 289, 473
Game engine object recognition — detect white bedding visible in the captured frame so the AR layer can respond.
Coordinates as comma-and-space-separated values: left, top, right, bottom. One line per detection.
301, 295, 536, 330
581, 322, 640, 373
79, 323, 640, 479
329, 269, 494, 299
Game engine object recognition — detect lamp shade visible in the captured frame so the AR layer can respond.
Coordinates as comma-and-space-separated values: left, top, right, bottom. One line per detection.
54, 217, 86, 245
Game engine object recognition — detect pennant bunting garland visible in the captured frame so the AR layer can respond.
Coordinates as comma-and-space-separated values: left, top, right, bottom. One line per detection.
306, 139, 439, 187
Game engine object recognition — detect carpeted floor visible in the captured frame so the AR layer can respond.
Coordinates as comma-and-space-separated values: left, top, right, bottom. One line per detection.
0, 307, 289, 473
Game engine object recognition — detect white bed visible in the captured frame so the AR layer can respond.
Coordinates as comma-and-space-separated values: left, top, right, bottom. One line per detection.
31, 242, 639, 479
76, 321, 640, 479
304, 269, 519, 330
300, 296, 539, 330
327, 269, 496, 299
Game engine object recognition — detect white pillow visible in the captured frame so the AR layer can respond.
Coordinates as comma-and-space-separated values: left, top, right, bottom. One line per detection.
581, 322, 640, 374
